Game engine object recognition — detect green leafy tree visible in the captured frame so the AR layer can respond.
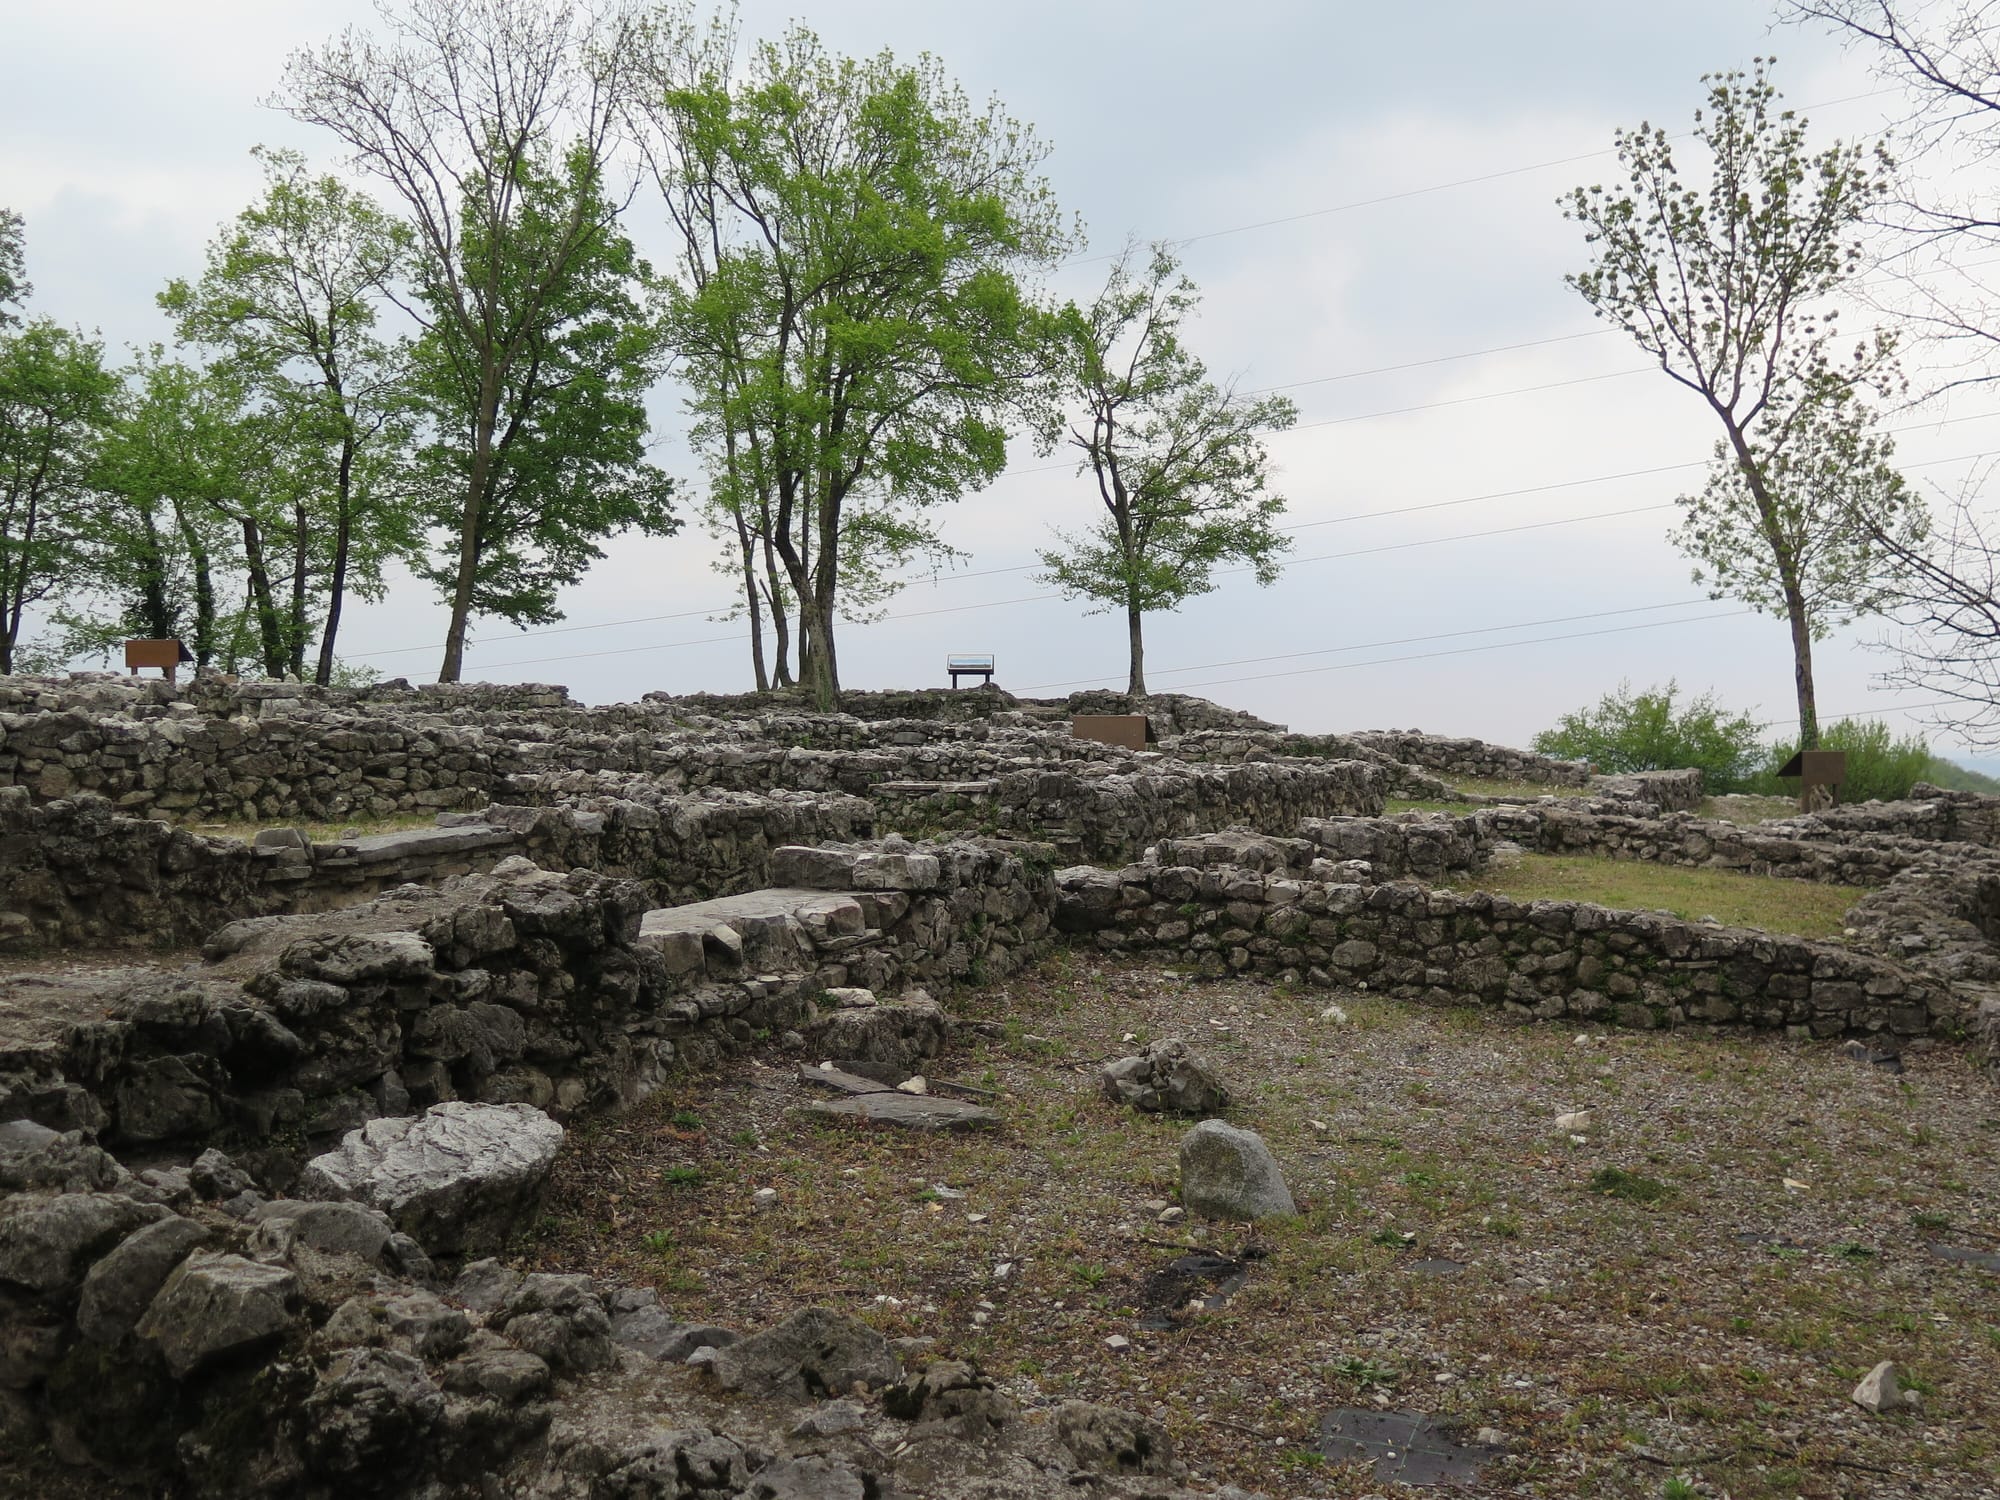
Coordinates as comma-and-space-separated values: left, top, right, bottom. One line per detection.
401, 149, 674, 637
1533, 679, 1767, 791
68, 354, 261, 669
631, 19, 1072, 707
160, 146, 414, 684
1038, 241, 1296, 696
279, 0, 669, 681
0, 322, 119, 671
0, 209, 27, 329
1564, 61, 1922, 752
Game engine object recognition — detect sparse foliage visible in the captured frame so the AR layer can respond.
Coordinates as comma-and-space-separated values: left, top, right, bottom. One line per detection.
0, 322, 119, 672
0, 209, 28, 329
160, 146, 414, 683
1564, 61, 1920, 751
1038, 242, 1296, 697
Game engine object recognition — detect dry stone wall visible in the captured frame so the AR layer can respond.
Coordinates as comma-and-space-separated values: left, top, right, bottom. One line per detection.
1054, 863, 1950, 1039
1342, 729, 1593, 787
0, 837, 1050, 1155
868, 757, 1386, 863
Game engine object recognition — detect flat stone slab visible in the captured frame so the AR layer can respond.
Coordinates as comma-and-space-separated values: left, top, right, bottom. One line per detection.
1318, 1408, 1501, 1487
800, 1095, 998, 1132
797, 1065, 896, 1096
338, 825, 517, 865
1927, 1241, 2000, 1272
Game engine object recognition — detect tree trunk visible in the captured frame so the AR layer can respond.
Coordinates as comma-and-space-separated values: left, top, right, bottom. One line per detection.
439, 364, 499, 683
317, 513, 350, 687
1786, 589, 1819, 753
137, 505, 175, 643
288, 500, 309, 678
733, 508, 768, 693
0, 494, 37, 674
237, 515, 288, 678
759, 529, 791, 686
1126, 599, 1147, 697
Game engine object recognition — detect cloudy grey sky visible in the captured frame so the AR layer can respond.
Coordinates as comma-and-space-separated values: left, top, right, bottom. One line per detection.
7, 1, 1991, 755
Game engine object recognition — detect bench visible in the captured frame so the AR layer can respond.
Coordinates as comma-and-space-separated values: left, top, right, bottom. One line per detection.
124, 638, 191, 683
946, 653, 995, 689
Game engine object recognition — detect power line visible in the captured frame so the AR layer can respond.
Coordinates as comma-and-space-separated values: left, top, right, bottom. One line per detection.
1020, 598, 1731, 691
1065, 87, 1903, 265
1072, 87, 1896, 268
1159, 610, 1762, 693
347, 417, 2000, 664
467, 501, 1698, 672
1235, 329, 1612, 396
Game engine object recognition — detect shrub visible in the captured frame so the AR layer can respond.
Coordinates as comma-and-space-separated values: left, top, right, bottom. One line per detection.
1756, 719, 1933, 803
1532, 680, 1765, 792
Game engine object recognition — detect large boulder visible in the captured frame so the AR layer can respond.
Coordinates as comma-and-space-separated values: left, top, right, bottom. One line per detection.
75, 1215, 210, 1344
298, 1102, 563, 1256
1099, 1039, 1231, 1115
1177, 1119, 1295, 1221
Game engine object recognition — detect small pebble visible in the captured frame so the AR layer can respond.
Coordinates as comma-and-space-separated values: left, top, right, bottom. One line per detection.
752, 1187, 779, 1211
1104, 1335, 1131, 1352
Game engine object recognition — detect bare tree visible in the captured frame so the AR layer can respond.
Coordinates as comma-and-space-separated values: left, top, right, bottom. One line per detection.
276, 0, 655, 682
1784, 2, 2000, 392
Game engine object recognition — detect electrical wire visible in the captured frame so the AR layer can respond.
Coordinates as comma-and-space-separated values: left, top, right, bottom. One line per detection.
1019, 597, 1732, 691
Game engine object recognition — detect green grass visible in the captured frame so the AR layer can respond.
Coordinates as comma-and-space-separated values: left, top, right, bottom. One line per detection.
1465, 853, 1861, 939
176, 810, 449, 843
1589, 1167, 1673, 1204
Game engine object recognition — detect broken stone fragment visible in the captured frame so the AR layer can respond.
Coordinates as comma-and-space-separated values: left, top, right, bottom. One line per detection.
708, 1306, 899, 1398
297, 1101, 564, 1257
75, 1214, 209, 1344
1852, 1360, 1907, 1413
1100, 1037, 1231, 1115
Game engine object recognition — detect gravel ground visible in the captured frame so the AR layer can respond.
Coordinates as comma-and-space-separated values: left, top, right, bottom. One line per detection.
533, 951, 2000, 1500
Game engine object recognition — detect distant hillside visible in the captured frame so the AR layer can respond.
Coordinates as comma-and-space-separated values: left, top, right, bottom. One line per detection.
1921, 756, 2000, 793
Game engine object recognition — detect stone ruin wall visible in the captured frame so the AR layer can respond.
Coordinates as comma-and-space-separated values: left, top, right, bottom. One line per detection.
8, 673, 2000, 1499
3, 840, 1051, 1156
1053, 854, 1949, 1039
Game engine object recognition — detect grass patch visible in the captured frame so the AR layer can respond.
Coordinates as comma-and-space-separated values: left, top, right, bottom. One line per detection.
1589, 1166, 1673, 1203
175, 810, 449, 843
1466, 853, 1861, 939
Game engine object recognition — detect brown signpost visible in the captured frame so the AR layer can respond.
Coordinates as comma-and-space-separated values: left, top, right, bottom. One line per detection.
1071, 714, 1152, 752
123, 639, 189, 683
1776, 748, 1847, 812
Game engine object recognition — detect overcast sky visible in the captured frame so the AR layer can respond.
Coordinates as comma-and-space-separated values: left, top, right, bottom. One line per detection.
7, 1, 1994, 759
